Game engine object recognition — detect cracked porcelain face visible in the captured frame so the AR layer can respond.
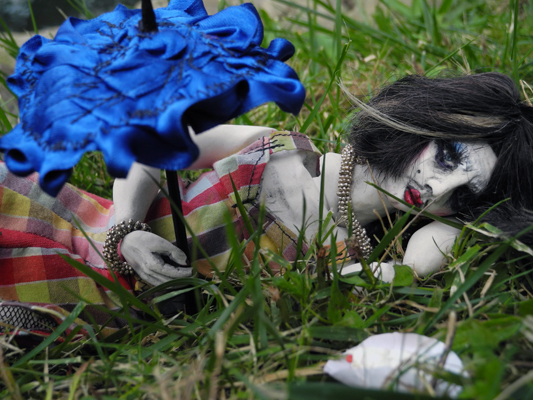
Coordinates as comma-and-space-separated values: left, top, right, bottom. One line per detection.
379, 140, 497, 216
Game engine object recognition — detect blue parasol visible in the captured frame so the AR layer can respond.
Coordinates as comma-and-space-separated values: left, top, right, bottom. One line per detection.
0, 0, 305, 258
0, 0, 305, 195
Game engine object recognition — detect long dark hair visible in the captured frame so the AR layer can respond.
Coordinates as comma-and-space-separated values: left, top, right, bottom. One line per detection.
348, 73, 533, 240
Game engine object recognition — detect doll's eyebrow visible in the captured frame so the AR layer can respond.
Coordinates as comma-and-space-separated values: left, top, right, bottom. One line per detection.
451, 142, 468, 163
456, 144, 474, 172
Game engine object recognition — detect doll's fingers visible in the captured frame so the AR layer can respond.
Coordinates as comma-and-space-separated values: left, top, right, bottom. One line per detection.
143, 265, 191, 286
122, 231, 179, 257
339, 263, 362, 275
371, 262, 396, 283
139, 235, 186, 261
163, 246, 187, 266
134, 262, 167, 286
162, 265, 193, 279
338, 262, 395, 283
151, 255, 192, 279
121, 236, 191, 284
132, 253, 169, 286
135, 233, 188, 265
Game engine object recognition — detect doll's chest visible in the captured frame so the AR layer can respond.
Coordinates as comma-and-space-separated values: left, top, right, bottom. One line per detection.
259, 151, 323, 238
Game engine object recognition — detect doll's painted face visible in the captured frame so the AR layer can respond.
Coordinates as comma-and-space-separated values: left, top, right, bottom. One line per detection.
380, 141, 497, 216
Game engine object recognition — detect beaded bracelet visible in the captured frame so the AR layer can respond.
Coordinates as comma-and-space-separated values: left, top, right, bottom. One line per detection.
103, 219, 152, 276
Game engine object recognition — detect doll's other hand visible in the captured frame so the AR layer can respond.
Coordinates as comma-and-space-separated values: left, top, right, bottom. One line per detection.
338, 262, 396, 283
121, 231, 192, 286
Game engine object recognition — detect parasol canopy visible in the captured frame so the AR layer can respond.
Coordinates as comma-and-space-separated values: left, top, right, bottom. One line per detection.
0, 0, 305, 196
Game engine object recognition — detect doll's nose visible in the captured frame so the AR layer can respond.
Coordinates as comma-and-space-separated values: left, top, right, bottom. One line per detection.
425, 173, 471, 197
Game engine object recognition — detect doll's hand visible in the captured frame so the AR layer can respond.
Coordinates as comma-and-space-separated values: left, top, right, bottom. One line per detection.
338, 262, 396, 283
121, 231, 192, 286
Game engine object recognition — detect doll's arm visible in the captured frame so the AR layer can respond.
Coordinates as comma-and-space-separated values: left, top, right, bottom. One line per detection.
113, 162, 161, 222
113, 124, 273, 285
113, 163, 192, 285
113, 124, 272, 219
402, 220, 461, 276
336, 221, 460, 283
188, 124, 273, 169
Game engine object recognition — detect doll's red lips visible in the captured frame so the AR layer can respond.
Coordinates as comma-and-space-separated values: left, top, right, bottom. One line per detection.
404, 187, 423, 207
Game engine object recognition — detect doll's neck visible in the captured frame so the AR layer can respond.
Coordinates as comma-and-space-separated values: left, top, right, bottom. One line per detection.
316, 153, 395, 226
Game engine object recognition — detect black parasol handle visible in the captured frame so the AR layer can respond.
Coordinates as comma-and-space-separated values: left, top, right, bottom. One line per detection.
165, 169, 198, 315
164, 169, 190, 260
139, 0, 159, 33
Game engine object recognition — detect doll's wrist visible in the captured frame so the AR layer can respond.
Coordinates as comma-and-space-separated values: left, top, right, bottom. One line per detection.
104, 219, 151, 276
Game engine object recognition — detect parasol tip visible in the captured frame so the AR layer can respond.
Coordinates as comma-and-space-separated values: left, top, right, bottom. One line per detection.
139, 0, 159, 33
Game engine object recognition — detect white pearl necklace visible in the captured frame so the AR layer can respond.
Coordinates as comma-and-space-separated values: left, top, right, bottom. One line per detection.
336, 145, 373, 259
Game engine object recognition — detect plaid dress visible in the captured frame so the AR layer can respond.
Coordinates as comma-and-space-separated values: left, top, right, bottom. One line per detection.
0, 131, 327, 335
0, 158, 132, 336
148, 131, 324, 276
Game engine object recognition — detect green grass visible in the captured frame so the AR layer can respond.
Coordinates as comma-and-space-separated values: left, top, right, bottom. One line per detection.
1, 0, 533, 399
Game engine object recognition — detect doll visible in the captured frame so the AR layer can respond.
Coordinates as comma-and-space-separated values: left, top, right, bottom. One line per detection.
1, 72, 531, 334
114, 72, 533, 285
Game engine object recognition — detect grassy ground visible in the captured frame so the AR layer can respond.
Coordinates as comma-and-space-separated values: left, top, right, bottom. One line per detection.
1, 0, 533, 398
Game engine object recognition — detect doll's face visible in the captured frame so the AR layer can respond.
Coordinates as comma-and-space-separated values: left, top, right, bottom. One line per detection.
380, 141, 497, 216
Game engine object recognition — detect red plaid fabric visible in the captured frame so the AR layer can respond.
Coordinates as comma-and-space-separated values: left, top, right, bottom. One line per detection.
144, 131, 323, 276
1, 131, 348, 336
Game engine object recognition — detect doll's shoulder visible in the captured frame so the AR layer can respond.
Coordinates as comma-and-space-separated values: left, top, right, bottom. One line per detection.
244, 130, 322, 174
269, 131, 322, 177
268, 131, 321, 157
230, 130, 320, 157
213, 130, 321, 177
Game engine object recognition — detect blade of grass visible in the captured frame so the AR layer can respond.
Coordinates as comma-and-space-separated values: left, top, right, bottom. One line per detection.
65, 0, 95, 19
334, 0, 342, 59
27, 0, 39, 35
509, 0, 520, 82
425, 38, 475, 75
422, 240, 512, 333
0, 104, 13, 132
366, 207, 413, 264
12, 301, 86, 368
201, 286, 250, 345
60, 255, 156, 318
0, 15, 20, 62
300, 41, 350, 133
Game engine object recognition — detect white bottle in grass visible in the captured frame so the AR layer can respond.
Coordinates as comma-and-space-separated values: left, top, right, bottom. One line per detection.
324, 332, 467, 398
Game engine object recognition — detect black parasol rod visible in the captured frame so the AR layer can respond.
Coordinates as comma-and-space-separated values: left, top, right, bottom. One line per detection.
139, 0, 159, 33
165, 170, 190, 260
166, 169, 198, 315
141, 0, 194, 312
139, 1, 187, 254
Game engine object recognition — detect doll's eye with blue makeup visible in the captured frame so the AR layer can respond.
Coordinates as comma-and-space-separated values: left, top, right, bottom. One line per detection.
435, 141, 465, 170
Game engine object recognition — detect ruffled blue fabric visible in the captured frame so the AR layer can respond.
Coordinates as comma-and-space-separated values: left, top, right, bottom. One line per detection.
0, 0, 305, 196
